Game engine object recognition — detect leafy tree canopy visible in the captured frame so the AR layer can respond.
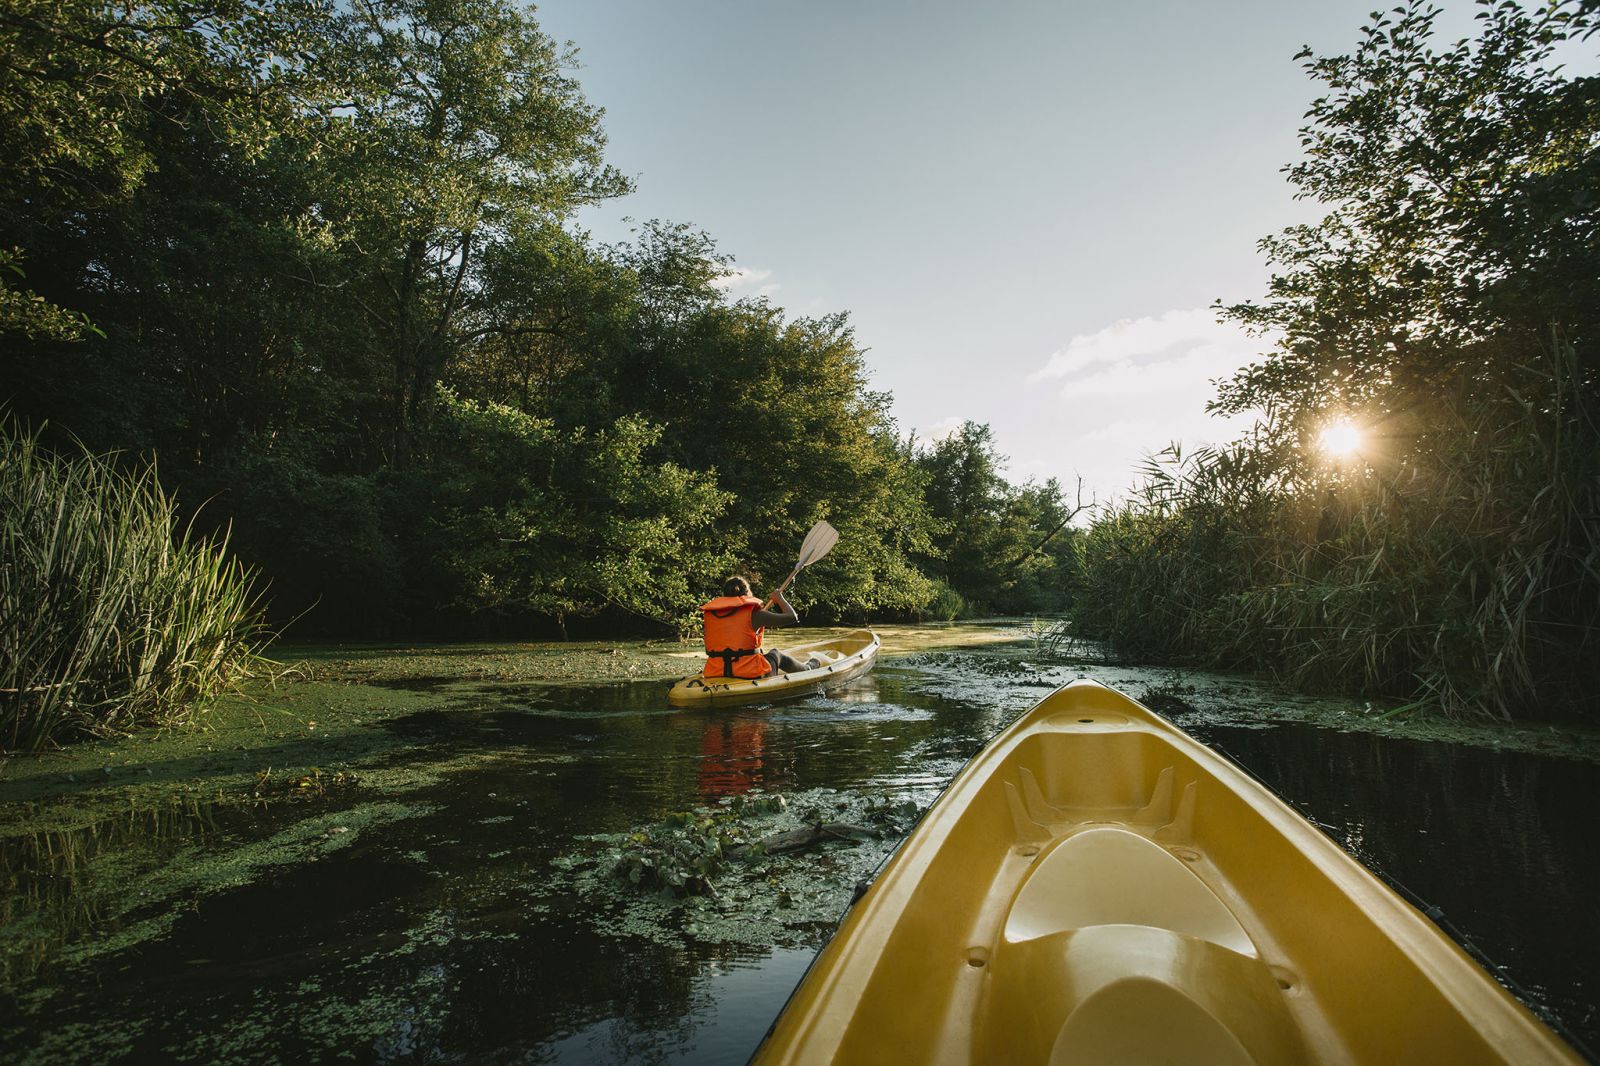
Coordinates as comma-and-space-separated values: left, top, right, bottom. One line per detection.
1215, 0, 1600, 426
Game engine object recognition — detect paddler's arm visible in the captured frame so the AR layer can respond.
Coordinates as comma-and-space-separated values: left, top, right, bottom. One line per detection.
752, 588, 798, 629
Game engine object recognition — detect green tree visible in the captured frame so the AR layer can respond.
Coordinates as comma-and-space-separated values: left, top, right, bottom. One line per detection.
1215, 0, 1599, 427
412, 387, 731, 632
0, 0, 326, 338
915, 422, 1080, 614
312, 0, 630, 464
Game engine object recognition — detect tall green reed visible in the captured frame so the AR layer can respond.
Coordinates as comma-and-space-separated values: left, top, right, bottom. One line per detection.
1070, 340, 1600, 719
0, 423, 268, 751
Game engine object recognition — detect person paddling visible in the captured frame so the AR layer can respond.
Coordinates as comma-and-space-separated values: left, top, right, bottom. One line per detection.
700, 576, 811, 679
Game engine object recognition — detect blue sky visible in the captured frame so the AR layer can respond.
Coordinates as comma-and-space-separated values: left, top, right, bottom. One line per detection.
532, 2, 1524, 502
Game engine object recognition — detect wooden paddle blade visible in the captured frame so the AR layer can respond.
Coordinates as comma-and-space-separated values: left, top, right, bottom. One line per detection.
796, 520, 839, 569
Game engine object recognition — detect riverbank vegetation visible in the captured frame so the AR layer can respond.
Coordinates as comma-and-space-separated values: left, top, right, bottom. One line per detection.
1071, 1, 1600, 719
4, 0, 1595, 739
0, 424, 264, 750
2, 0, 1075, 663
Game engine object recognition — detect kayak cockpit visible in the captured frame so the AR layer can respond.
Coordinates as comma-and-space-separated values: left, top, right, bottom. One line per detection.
754, 680, 1581, 1064
667, 629, 880, 707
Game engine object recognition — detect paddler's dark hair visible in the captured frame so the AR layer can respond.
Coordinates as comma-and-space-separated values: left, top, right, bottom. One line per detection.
723, 575, 753, 598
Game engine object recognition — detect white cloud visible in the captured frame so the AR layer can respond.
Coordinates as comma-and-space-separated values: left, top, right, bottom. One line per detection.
918, 415, 966, 442
711, 266, 781, 298
1036, 308, 1241, 379
1028, 308, 1266, 502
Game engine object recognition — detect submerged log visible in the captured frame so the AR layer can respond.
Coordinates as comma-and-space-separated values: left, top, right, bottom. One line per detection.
732, 822, 880, 859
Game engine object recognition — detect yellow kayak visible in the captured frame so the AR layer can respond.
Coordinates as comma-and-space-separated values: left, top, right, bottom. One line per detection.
754, 679, 1580, 1064
667, 629, 880, 708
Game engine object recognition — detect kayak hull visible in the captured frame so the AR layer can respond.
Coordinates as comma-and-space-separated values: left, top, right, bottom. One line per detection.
754, 678, 1580, 1064
667, 629, 880, 708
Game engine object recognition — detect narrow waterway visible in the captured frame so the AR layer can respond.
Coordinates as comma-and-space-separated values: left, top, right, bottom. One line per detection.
2, 645, 1594, 1062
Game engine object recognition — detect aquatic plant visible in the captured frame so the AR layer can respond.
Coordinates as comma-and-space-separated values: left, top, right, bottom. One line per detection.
1072, 344, 1600, 719
0, 422, 268, 750
608, 793, 789, 897
601, 792, 921, 898
1029, 617, 1106, 662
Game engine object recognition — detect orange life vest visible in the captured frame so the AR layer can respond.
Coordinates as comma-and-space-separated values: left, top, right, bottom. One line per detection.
700, 595, 771, 679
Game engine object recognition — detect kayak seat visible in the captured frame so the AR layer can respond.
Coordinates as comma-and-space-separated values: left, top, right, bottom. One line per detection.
978, 925, 1304, 1065
1003, 827, 1253, 955
1045, 961, 1287, 1066
974, 828, 1302, 1063
982, 920, 1303, 1064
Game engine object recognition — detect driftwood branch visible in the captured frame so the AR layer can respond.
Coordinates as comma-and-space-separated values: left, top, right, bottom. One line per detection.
728, 821, 879, 859
1006, 476, 1091, 572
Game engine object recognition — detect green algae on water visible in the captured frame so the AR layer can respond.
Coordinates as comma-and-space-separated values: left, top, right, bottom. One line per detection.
3, 799, 436, 987
536, 788, 925, 953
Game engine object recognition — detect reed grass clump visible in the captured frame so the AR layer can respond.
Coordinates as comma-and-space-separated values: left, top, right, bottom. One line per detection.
0, 423, 267, 751
1071, 342, 1600, 720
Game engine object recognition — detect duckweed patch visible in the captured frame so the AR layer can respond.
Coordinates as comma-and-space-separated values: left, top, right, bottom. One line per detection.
900, 649, 1600, 763
277, 638, 702, 688
3, 799, 435, 986
540, 789, 925, 951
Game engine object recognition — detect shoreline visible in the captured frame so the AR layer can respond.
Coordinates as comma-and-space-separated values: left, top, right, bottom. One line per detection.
5, 622, 1597, 822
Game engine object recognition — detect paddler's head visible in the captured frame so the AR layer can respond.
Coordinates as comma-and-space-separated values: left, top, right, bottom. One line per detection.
723, 575, 754, 598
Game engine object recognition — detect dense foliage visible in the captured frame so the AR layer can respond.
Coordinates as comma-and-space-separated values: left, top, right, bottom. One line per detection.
1072, 0, 1600, 718
0, 423, 265, 750
912, 422, 1081, 617
2, 0, 1075, 641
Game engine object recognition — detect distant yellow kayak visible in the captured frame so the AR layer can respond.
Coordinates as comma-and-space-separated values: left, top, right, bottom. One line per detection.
754, 679, 1580, 1064
667, 629, 880, 708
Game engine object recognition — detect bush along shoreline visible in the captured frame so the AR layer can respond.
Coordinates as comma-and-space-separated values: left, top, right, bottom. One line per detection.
1069, 2, 1600, 722
0, 424, 267, 752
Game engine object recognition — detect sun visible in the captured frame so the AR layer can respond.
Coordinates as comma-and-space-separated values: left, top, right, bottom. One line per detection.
1318, 420, 1363, 457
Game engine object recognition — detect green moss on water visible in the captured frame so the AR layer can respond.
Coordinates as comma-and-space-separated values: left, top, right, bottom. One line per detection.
536, 788, 922, 953
5, 800, 436, 985
0, 629, 619, 1031
900, 647, 1600, 763
276, 637, 702, 686
20, 1017, 150, 1065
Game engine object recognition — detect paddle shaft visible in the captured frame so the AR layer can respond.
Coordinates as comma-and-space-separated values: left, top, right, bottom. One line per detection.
765, 567, 801, 607
764, 520, 838, 607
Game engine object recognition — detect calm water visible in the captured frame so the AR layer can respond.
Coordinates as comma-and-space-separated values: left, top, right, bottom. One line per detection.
3, 651, 1596, 1062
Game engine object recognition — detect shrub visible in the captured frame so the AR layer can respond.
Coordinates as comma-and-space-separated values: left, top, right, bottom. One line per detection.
0, 423, 267, 750
923, 580, 967, 622
1071, 343, 1600, 719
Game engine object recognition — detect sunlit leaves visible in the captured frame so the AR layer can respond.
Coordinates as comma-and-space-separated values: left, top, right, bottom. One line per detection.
1214, 0, 1600, 425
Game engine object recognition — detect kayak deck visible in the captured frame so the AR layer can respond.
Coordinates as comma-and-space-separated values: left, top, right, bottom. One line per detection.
754, 679, 1579, 1064
667, 629, 880, 708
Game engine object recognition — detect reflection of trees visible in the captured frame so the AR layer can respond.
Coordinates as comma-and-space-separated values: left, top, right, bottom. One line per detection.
421, 914, 714, 1062
0, 797, 220, 985
1203, 722, 1599, 1042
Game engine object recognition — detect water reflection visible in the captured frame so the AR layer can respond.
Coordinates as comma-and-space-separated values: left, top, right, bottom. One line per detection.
698, 717, 769, 798
0, 795, 268, 987
2, 654, 1596, 1061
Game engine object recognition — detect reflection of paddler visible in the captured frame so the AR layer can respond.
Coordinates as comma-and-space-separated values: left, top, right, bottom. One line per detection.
699, 575, 810, 679
699, 717, 768, 797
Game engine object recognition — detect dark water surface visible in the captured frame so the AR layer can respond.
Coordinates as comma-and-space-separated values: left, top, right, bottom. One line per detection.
3, 651, 1596, 1062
